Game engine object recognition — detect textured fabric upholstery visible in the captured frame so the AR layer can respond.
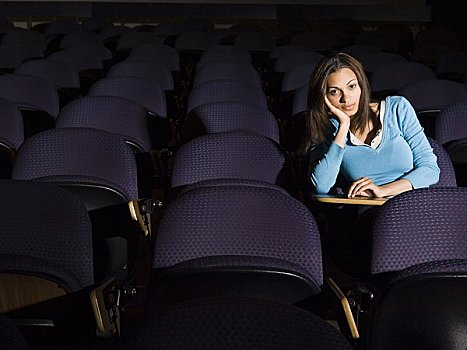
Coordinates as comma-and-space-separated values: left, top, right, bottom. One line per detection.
0, 73, 59, 119
0, 180, 94, 290
371, 187, 467, 274
107, 60, 174, 91
56, 95, 151, 152
12, 127, 138, 202
171, 131, 285, 188
192, 101, 280, 142
153, 185, 323, 286
370, 61, 437, 93
0, 96, 23, 150
88, 76, 167, 118
187, 79, 268, 113
120, 296, 352, 350
194, 62, 262, 88
435, 101, 467, 145
427, 137, 457, 187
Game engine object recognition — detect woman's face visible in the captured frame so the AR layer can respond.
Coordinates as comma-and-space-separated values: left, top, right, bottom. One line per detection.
326, 67, 361, 117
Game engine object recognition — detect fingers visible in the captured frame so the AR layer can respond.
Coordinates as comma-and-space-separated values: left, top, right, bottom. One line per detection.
347, 177, 375, 198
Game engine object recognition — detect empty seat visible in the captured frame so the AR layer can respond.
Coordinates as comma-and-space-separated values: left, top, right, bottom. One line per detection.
185, 101, 280, 143
56, 95, 152, 152
0, 97, 23, 178
170, 130, 285, 189
344, 187, 467, 350
0, 73, 59, 138
187, 79, 268, 113
193, 61, 262, 88
149, 184, 323, 307
398, 79, 467, 137
370, 61, 437, 98
88, 76, 167, 118
121, 296, 353, 350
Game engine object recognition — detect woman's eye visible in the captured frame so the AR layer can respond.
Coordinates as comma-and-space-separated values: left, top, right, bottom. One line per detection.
328, 90, 339, 96
349, 84, 356, 89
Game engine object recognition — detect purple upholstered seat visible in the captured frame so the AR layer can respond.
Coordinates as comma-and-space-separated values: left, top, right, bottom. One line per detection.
188, 101, 280, 143
0, 73, 59, 138
0, 180, 94, 292
282, 62, 317, 93
357, 51, 407, 74
121, 296, 352, 350
435, 102, 467, 145
371, 187, 467, 275
398, 79, 467, 137
193, 61, 262, 88
151, 184, 323, 304
88, 76, 167, 118
0, 96, 23, 152
116, 31, 165, 53
363, 187, 467, 350
47, 49, 103, 72
427, 137, 457, 187
370, 61, 437, 97
171, 130, 285, 188
106, 60, 174, 91
187, 79, 268, 113
56, 95, 151, 152
12, 127, 138, 210
15, 59, 80, 89
274, 50, 323, 74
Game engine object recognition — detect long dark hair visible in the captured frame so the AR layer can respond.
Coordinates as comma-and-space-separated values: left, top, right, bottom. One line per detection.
301, 52, 373, 153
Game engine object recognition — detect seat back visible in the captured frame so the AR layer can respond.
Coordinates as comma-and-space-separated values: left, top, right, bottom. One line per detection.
434, 101, 467, 145
398, 79, 467, 137
427, 137, 457, 187
0, 180, 93, 313
88, 76, 167, 118
171, 130, 285, 188
189, 101, 280, 143
187, 79, 268, 113
152, 185, 323, 304
123, 296, 353, 350
12, 127, 138, 211
56, 95, 152, 152
371, 187, 467, 275
370, 61, 437, 97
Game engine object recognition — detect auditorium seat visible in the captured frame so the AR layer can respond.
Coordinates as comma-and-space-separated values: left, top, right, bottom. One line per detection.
186, 79, 268, 113
0, 180, 138, 348
170, 130, 285, 190
0, 97, 23, 178
0, 73, 59, 138
183, 101, 280, 143
121, 296, 353, 350
347, 187, 467, 350
11, 128, 151, 282
148, 184, 323, 308
398, 79, 467, 137
370, 61, 437, 99
15, 58, 81, 107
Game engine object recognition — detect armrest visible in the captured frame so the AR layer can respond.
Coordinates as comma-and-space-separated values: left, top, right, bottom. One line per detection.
128, 198, 162, 239
326, 277, 360, 339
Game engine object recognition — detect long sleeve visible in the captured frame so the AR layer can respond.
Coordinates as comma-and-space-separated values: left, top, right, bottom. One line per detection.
309, 140, 346, 194
395, 97, 440, 188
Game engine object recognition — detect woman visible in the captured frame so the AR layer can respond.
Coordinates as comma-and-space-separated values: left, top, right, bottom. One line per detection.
303, 52, 440, 198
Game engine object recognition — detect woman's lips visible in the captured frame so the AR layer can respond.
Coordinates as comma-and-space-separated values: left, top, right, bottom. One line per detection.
342, 103, 355, 111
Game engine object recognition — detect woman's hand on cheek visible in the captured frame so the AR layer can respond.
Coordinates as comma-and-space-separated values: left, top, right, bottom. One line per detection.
324, 94, 350, 126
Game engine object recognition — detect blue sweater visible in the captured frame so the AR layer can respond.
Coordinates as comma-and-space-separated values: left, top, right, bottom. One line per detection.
311, 96, 440, 194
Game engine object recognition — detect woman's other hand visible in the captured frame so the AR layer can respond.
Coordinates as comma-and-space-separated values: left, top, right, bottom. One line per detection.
347, 177, 387, 198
